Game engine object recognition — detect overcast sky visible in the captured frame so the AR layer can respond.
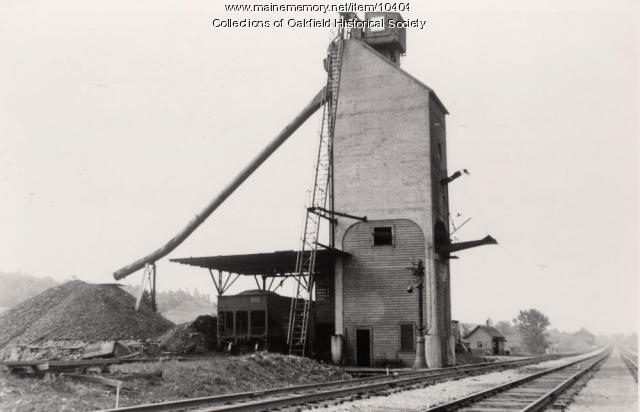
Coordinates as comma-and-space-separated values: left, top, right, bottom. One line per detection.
0, 0, 637, 335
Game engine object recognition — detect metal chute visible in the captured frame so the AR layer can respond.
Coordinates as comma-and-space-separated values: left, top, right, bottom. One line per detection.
113, 88, 325, 280
436, 235, 498, 254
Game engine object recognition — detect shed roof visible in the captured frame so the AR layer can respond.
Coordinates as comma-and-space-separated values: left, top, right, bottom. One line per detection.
236, 289, 280, 296
171, 249, 348, 276
464, 325, 506, 341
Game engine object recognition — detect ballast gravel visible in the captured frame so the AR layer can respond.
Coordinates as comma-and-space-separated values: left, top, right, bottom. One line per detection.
319, 350, 603, 411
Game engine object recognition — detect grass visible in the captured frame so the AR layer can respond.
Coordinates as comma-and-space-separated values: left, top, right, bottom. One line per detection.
0, 352, 350, 411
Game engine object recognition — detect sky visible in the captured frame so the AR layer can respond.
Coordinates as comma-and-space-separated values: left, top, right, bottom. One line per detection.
0, 0, 637, 335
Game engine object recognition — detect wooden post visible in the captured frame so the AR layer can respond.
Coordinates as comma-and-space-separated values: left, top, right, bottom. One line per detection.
151, 263, 157, 312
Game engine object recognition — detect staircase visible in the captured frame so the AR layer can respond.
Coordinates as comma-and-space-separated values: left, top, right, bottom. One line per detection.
287, 35, 345, 356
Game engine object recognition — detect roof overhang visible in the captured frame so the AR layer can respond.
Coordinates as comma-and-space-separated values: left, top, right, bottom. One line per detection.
171, 249, 348, 277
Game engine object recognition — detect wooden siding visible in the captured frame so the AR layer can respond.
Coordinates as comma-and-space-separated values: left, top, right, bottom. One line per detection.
331, 39, 452, 366
342, 219, 425, 366
333, 39, 433, 248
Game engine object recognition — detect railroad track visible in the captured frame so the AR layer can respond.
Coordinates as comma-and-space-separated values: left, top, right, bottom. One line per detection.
100, 354, 572, 412
619, 346, 638, 382
424, 348, 610, 412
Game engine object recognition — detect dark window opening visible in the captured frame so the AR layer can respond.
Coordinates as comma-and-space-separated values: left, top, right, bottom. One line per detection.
220, 311, 234, 336
373, 226, 393, 246
400, 324, 415, 352
235, 311, 248, 335
250, 310, 266, 335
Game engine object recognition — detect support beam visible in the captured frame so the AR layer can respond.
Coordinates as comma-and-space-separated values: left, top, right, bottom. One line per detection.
267, 276, 276, 292
307, 206, 367, 222
272, 277, 286, 294
221, 273, 241, 295
134, 263, 155, 312
208, 269, 221, 296
424, 246, 443, 368
150, 263, 157, 312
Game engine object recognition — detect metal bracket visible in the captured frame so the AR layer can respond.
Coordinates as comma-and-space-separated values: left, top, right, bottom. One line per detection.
135, 263, 156, 312
307, 206, 367, 223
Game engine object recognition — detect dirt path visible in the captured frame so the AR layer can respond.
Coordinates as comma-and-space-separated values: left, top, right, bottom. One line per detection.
564, 348, 637, 412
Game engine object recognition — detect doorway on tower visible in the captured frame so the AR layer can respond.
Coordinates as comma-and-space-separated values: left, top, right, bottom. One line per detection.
355, 328, 372, 366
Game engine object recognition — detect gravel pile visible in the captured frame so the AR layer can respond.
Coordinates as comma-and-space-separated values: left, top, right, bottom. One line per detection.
0, 280, 174, 349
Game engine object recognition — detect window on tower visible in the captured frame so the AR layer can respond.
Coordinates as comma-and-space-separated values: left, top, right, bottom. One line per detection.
372, 226, 393, 246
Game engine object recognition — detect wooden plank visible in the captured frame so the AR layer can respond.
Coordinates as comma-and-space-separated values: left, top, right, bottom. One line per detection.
81, 341, 116, 359
1, 356, 184, 371
114, 371, 163, 381
0, 360, 48, 367
117, 351, 141, 360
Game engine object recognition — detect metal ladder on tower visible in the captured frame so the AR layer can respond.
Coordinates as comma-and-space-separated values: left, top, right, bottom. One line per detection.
287, 34, 345, 356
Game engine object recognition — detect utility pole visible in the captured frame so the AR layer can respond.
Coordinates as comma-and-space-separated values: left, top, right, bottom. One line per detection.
408, 259, 427, 368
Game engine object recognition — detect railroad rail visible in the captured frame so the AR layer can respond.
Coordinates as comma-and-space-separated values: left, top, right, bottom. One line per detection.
101, 354, 574, 412
619, 346, 638, 382
424, 348, 610, 412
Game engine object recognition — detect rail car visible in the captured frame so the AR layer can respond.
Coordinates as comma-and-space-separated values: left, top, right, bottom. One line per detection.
217, 290, 294, 352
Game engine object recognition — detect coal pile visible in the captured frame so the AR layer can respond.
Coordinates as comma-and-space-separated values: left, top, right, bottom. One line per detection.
0, 280, 174, 349
158, 315, 217, 354
158, 322, 206, 354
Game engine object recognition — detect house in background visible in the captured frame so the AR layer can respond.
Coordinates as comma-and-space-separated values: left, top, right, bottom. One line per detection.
463, 323, 507, 355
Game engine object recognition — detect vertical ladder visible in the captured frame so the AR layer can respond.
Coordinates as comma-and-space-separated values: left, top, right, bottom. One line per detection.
287, 34, 345, 356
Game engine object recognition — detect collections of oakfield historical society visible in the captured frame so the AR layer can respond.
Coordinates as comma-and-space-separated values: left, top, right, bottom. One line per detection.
212, 17, 427, 30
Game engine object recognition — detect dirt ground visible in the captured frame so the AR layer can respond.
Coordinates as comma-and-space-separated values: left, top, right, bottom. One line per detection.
0, 352, 350, 411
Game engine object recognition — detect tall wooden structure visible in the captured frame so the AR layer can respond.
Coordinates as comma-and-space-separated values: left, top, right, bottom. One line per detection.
329, 15, 453, 367
127, 12, 497, 368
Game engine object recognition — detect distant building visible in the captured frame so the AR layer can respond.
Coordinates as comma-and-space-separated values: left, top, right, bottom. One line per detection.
464, 325, 507, 355
573, 327, 596, 346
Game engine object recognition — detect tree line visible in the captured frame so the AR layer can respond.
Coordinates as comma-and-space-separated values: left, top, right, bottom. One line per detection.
464, 308, 602, 354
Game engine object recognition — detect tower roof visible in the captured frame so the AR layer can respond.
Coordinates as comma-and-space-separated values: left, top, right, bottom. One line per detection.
355, 39, 449, 115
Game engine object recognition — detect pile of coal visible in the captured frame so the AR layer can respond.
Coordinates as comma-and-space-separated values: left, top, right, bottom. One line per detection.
0, 280, 174, 350
157, 322, 206, 354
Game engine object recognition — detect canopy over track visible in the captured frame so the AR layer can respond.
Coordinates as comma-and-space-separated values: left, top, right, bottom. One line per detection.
171, 249, 348, 277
